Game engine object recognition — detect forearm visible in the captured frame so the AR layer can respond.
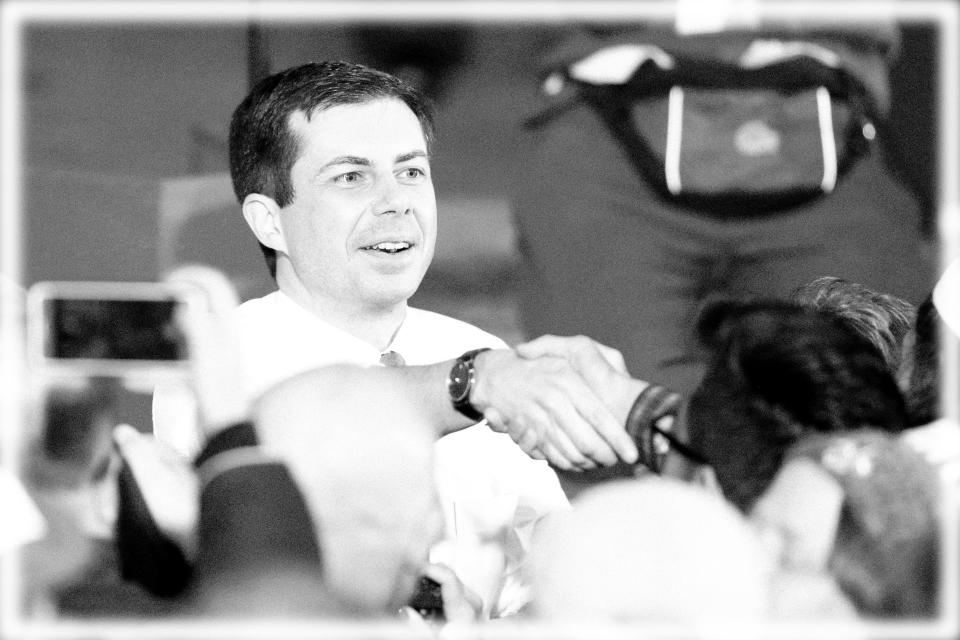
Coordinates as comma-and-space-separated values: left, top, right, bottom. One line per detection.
391, 351, 652, 440
248, 347, 647, 468
248, 362, 475, 442
389, 360, 478, 439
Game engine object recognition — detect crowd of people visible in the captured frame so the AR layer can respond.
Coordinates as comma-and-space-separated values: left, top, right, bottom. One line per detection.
6, 46, 956, 637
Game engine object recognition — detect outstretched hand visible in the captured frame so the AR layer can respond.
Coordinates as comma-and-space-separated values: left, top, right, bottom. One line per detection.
513, 335, 655, 469
516, 334, 632, 395
470, 346, 639, 470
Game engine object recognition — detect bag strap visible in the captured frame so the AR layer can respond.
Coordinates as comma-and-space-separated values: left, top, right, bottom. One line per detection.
619, 55, 875, 110
572, 57, 874, 214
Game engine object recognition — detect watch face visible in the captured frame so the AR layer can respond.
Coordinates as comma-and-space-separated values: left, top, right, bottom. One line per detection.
448, 359, 471, 402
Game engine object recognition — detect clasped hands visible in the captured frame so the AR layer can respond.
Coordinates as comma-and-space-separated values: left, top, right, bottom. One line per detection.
471, 335, 650, 471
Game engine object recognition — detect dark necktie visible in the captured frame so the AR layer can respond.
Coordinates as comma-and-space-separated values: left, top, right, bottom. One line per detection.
379, 350, 406, 367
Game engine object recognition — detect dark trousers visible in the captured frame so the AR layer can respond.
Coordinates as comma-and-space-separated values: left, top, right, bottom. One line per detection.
512, 100, 933, 400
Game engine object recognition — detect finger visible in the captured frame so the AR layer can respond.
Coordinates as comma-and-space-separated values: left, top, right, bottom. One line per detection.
539, 440, 576, 471
655, 414, 675, 433
516, 401, 596, 469
574, 392, 639, 465
542, 416, 598, 470
482, 407, 508, 433
541, 405, 596, 469
564, 335, 625, 372
513, 334, 562, 359
527, 446, 547, 462
516, 425, 541, 454
590, 341, 628, 374
518, 334, 628, 375
547, 375, 634, 465
486, 409, 540, 455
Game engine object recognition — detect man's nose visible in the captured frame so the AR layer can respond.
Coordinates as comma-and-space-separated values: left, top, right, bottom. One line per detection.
373, 177, 412, 216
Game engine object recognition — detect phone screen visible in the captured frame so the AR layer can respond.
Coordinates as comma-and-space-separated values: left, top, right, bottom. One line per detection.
44, 297, 187, 361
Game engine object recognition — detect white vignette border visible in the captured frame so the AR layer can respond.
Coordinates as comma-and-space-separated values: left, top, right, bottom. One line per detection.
1, 1, 958, 639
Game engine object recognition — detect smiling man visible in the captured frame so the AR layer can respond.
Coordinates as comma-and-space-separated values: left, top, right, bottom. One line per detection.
239, 95, 436, 353
152, 61, 641, 618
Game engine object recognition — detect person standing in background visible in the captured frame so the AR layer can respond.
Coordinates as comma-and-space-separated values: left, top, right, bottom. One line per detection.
512, 9, 932, 402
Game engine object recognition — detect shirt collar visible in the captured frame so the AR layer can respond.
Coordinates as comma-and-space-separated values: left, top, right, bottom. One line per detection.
272, 290, 409, 365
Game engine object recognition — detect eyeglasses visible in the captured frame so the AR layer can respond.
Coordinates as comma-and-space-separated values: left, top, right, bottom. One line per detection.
627, 384, 710, 474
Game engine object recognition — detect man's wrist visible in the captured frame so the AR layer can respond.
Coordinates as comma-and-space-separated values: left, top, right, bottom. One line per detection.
447, 348, 491, 422
611, 378, 651, 427
463, 348, 508, 416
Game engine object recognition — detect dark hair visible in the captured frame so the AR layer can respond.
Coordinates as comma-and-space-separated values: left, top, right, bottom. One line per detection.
901, 293, 940, 426
792, 276, 916, 374
687, 299, 908, 512
228, 61, 436, 278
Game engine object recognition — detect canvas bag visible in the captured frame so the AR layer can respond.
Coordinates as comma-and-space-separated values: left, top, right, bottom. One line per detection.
575, 55, 875, 214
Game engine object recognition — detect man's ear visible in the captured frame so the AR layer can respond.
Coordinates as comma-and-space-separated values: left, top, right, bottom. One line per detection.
241, 194, 287, 255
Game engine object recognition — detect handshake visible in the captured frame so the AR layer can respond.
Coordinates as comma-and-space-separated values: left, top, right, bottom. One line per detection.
465, 335, 677, 473
146, 266, 679, 480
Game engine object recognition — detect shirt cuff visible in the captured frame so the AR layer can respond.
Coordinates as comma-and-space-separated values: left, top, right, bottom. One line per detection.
194, 420, 259, 468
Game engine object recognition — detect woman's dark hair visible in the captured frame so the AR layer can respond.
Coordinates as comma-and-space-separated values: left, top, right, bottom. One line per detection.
901, 294, 940, 426
687, 298, 908, 512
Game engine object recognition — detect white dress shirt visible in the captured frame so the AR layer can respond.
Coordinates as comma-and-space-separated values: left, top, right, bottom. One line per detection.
154, 290, 567, 616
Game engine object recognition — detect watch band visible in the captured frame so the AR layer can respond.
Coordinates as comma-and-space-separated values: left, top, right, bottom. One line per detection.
448, 348, 490, 422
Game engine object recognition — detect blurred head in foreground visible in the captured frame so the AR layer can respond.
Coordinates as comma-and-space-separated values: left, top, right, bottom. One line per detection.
753, 430, 940, 619
527, 478, 767, 625
254, 364, 443, 616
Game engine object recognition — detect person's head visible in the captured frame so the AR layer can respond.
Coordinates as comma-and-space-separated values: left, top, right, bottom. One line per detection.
752, 430, 940, 619
687, 299, 908, 512
792, 276, 916, 375
254, 364, 443, 616
229, 61, 437, 312
528, 478, 767, 624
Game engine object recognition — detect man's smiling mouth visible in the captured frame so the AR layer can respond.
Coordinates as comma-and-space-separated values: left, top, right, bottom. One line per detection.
361, 241, 412, 254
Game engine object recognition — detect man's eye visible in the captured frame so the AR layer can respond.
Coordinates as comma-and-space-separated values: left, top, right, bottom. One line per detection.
334, 172, 362, 184
400, 167, 427, 180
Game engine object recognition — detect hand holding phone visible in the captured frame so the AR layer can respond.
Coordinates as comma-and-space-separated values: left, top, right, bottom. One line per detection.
27, 268, 249, 455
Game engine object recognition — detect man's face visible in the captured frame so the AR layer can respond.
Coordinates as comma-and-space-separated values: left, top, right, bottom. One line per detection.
276, 98, 436, 312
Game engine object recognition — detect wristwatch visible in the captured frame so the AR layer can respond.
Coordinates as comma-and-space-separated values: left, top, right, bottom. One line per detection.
447, 348, 490, 422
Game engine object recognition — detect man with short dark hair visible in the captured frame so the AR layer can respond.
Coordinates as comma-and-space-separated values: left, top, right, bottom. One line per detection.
155, 61, 639, 617
228, 60, 436, 284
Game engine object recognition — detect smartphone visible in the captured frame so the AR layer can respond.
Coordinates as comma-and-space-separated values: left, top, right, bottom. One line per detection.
26, 281, 204, 379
